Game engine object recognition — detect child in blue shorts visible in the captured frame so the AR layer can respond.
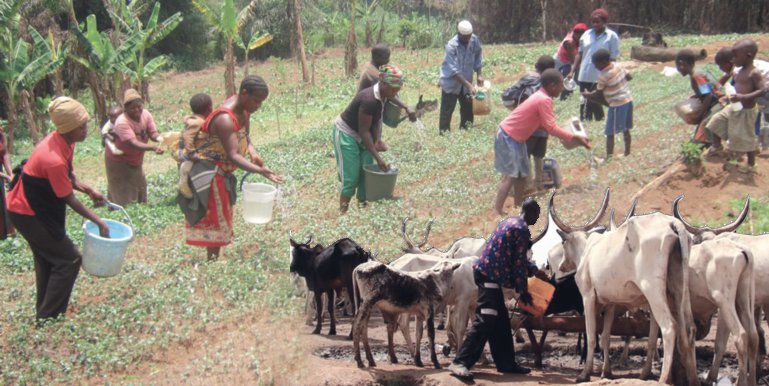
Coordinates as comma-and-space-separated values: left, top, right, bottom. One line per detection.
582, 49, 633, 159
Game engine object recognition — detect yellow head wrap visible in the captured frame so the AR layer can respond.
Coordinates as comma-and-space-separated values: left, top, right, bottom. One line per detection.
48, 97, 90, 134
123, 89, 143, 107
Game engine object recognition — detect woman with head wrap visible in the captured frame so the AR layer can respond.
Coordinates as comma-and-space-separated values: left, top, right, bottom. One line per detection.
0, 123, 13, 239
181, 75, 284, 261
567, 8, 620, 121
554, 22, 588, 100
332, 64, 403, 214
6, 97, 110, 321
104, 88, 164, 206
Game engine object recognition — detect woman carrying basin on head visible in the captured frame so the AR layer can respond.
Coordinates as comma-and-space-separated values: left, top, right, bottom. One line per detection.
332, 65, 408, 214
6, 97, 110, 321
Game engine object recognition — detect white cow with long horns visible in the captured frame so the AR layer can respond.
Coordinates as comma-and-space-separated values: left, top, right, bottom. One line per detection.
553, 188, 699, 385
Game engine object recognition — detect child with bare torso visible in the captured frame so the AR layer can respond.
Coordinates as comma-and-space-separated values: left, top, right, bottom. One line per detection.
706, 39, 766, 172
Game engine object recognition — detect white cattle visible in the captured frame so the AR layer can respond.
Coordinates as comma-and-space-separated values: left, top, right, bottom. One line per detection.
672, 196, 759, 386
400, 218, 487, 259
553, 190, 699, 385
351, 260, 460, 368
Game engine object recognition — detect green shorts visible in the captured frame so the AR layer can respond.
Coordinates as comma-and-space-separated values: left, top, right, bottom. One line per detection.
332, 125, 374, 201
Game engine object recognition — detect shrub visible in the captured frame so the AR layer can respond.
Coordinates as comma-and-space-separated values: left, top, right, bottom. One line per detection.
680, 141, 703, 164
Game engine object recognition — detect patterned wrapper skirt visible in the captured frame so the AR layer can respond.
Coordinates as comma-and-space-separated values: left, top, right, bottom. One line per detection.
185, 173, 233, 247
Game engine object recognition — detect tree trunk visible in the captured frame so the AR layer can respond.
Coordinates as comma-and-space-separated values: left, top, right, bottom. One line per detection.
540, 0, 547, 42
53, 69, 64, 97
243, 56, 250, 77
344, 0, 358, 78
4, 94, 17, 154
20, 90, 41, 144
224, 39, 236, 96
376, 13, 385, 44
631, 46, 707, 62
87, 72, 108, 125
365, 18, 372, 48
141, 80, 150, 106
288, 1, 297, 59
294, 0, 310, 83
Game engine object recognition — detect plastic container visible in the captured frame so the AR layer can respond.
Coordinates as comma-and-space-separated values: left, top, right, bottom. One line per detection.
363, 164, 399, 201
382, 100, 403, 128
518, 277, 555, 317
241, 182, 277, 224
674, 98, 703, 125
82, 203, 134, 278
541, 157, 562, 189
563, 77, 577, 91
561, 117, 588, 150
472, 80, 492, 116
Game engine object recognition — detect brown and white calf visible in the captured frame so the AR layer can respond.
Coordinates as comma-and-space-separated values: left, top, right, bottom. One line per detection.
351, 260, 460, 368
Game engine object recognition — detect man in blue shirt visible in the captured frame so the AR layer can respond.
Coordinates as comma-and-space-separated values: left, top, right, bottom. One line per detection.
568, 8, 620, 122
439, 20, 483, 134
449, 198, 548, 379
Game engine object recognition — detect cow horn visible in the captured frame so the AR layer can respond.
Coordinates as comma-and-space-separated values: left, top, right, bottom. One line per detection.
711, 196, 750, 235
550, 188, 610, 233
418, 219, 434, 248
305, 235, 313, 245
609, 208, 617, 230
401, 217, 417, 250
618, 198, 638, 227
531, 208, 549, 243
672, 195, 706, 235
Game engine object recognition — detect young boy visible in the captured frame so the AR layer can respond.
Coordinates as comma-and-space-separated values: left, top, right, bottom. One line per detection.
706, 39, 766, 172
101, 106, 124, 155
494, 69, 591, 215
502, 55, 556, 193
178, 93, 214, 198
582, 49, 632, 159
675, 49, 718, 145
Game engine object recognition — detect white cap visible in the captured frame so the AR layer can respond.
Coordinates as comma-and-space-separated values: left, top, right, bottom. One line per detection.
457, 20, 473, 36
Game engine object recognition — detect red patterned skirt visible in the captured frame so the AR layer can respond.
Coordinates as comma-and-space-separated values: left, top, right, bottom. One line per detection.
185, 174, 233, 247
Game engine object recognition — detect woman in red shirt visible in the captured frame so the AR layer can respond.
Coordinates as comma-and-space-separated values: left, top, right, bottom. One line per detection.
6, 97, 110, 321
554, 23, 587, 100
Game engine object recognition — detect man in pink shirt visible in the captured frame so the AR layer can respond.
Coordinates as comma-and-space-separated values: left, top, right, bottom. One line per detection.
105, 89, 165, 205
494, 69, 591, 215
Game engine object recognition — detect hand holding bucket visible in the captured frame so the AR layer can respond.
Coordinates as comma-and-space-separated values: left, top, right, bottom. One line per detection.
81, 202, 134, 278
240, 172, 279, 224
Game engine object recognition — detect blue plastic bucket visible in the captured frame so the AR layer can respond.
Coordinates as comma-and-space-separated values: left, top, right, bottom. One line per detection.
81, 204, 134, 278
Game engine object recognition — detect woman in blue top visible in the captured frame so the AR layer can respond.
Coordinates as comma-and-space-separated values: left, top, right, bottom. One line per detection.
568, 8, 620, 122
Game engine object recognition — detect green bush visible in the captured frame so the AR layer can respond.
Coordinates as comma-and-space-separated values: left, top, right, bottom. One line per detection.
680, 141, 703, 164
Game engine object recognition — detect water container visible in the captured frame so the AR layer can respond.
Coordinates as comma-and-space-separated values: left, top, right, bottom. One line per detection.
561, 117, 588, 150
472, 80, 492, 116
382, 100, 403, 128
241, 181, 277, 224
82, 203, 133, 278
541, 157, 562, 189
674, 98, 703, 125
363, 164, 399, 201
518, 277, 555, 317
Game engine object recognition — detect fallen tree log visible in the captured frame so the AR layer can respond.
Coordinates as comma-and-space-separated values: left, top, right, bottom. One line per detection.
631, 45, 707, 62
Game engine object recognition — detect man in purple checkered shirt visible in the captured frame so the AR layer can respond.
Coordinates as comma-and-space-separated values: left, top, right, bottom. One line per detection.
449, 198, 547, 379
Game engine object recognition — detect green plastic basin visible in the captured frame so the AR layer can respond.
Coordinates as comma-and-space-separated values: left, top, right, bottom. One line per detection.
363, 164, 399, 201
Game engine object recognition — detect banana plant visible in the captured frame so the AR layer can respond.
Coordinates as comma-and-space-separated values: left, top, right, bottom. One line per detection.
192, 0, 266, 96
240, 32, 273, 78
70, 14, 143, 123
107, 1, 182, 104
0, 24, 68, 148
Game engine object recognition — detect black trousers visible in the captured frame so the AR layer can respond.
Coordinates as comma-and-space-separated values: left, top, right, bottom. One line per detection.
439, 90, 474, 133
579, 81, 605, 122
453, 270, 516, 370
10, 212, 81, 320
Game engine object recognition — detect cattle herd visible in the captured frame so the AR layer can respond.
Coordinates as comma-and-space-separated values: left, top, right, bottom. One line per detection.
289, 188, 768, 386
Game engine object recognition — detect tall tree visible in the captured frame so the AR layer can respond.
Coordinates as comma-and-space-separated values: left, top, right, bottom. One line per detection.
344, 0, 358, 78
293, 0, 310, 83
192, 0, 262, 96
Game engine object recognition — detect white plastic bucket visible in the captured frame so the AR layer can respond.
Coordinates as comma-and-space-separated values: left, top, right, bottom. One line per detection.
82, 212, 133, 278
242, 182, 277, 224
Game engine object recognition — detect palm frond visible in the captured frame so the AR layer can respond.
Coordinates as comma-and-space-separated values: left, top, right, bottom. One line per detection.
142, 55, 168, 76
236, 0, 259, 30
247, 33, 272, 51
191, 0, 220, 31
145, 11, 183, 48
222, 0, 237, 36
